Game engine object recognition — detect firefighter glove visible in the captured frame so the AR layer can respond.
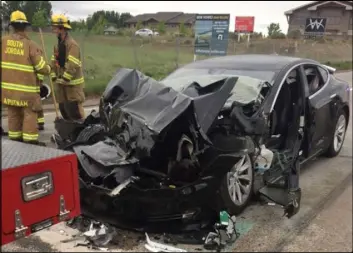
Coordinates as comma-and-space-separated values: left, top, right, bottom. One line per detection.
56, 78, 68, 85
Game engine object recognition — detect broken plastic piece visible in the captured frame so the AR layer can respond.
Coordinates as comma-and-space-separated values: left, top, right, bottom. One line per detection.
109, 177, 134, 196
204, 232, 220, 250
219, 211, 229, 226
83, 221, 116, 247
145, 233, 187, 252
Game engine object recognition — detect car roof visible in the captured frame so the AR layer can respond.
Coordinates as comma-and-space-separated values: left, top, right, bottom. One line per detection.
182, 54, 308, 72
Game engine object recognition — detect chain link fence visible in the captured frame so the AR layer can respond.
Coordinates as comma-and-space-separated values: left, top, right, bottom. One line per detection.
31, 32, 353, 95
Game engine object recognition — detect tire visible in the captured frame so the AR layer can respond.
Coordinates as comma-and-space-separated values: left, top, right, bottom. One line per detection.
324, 108, 348, 158
219, 154, 254, 215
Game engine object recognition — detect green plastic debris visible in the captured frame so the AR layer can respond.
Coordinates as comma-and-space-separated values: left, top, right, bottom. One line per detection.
219, 211, 229, 226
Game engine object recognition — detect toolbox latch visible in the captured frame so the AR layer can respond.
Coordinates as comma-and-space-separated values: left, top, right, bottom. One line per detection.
59, 195, 70, 221
14, 210, 28, 239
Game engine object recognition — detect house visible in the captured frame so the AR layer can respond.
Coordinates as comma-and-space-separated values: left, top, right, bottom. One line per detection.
284, 1, 353, 37
104, 26, 119, 35
125, 12, 196, 31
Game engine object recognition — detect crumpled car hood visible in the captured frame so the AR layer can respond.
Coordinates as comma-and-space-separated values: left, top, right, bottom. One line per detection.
101, 68, 238, 135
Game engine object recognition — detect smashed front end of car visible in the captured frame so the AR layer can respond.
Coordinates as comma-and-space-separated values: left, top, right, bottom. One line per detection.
53, 68, 257, 231
53, 68, 302, 232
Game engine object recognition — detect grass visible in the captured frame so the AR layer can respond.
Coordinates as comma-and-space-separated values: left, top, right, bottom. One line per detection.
29, 32, 195, 96
26, 32, 352, 97
324, 60, 352, 71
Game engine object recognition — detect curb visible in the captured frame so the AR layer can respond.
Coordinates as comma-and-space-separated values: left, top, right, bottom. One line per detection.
1, 100, 99, 118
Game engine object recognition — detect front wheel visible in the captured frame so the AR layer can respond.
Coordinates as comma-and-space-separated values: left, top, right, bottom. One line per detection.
324, 109, 348, 157
220, 154, 254, 215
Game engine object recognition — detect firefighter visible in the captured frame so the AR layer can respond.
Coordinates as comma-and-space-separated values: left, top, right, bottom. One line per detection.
1, 10, 51, 145
50, 14, 85, 121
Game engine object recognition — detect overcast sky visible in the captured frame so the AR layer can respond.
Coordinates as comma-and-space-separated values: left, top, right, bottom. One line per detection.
51, 1, 312, 34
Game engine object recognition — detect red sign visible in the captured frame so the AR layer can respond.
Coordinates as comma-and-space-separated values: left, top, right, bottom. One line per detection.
235, 16, 255, 33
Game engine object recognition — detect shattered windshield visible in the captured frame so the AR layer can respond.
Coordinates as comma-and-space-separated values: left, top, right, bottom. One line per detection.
162, 68, 274, 105
163, 68, 276, 83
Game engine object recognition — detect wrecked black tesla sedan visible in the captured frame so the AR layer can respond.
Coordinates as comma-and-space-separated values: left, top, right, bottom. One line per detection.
54, 54, 350, 232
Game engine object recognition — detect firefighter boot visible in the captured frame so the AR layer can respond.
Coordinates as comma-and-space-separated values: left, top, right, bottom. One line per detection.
27, 140, 47, 147
37, 110, 45, 131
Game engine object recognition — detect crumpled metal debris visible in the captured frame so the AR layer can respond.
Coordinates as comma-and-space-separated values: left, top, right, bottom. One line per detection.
144, 211, 239, 252
83, 221, 117, 247
204, 213, 239, 252
63, 217, 117, 251
144, 233, 187, 252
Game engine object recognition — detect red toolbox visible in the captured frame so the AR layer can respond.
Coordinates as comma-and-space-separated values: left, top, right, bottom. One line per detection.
1, 139, 81, 246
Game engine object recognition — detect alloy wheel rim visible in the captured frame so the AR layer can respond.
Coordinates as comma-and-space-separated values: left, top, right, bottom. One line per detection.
227, 155, 252, 206
333, 114, 346, 152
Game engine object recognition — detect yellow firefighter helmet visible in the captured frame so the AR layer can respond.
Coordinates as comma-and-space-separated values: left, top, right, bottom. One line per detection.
10, 10, 30, 25
51, 14, 72, 30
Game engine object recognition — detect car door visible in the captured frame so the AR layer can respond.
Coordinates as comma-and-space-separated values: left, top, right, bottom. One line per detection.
259, 65, 306, 218
302, 64, 332, 156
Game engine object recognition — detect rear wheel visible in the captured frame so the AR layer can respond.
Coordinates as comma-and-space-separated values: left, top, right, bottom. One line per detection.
220, 154, 254, 215
324, 109, 347, 157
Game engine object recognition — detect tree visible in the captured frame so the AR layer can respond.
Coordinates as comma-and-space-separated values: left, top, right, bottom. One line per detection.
86, 10, 132, 30
92, 15, 107, 34
157, 21, 165, 34
136, 20, 143, 30
31, 9, 47, 28
22, 1, 52, 23
71, 19, 86, 31
37, 1, 52, 20
2, 1, 52, 23
179, 22, 186, 34
119, 12, 133, 27
267, 22, 286, 39
252, 32, 264, 39
1, 1, 25, 21
86, 15, 94, 30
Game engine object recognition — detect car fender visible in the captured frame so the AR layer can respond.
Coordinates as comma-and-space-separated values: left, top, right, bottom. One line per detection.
322, 64, 336, 75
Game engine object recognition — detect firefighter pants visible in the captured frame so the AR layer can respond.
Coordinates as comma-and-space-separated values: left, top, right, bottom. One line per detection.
37, 109, 45, 126
59, 101, 85, 121
7, 106, 39, 143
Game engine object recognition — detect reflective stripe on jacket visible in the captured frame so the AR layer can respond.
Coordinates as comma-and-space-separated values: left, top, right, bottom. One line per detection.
1, 33, 50, 108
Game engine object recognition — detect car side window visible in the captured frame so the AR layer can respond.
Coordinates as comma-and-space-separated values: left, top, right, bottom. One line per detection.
317, 66, 329, 84
304, 65, 326, 96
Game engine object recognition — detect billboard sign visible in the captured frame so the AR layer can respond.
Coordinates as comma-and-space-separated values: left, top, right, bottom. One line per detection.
304, 18, 327, 36
194, 14, 230, 56
235, 16, 255, 33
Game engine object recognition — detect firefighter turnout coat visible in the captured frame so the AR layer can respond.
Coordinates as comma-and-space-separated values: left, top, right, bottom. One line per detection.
50, 35, 85, 104
1, 32, 51, 111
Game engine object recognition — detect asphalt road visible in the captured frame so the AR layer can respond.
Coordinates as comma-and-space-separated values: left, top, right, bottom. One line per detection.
1, 71, 352, 252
